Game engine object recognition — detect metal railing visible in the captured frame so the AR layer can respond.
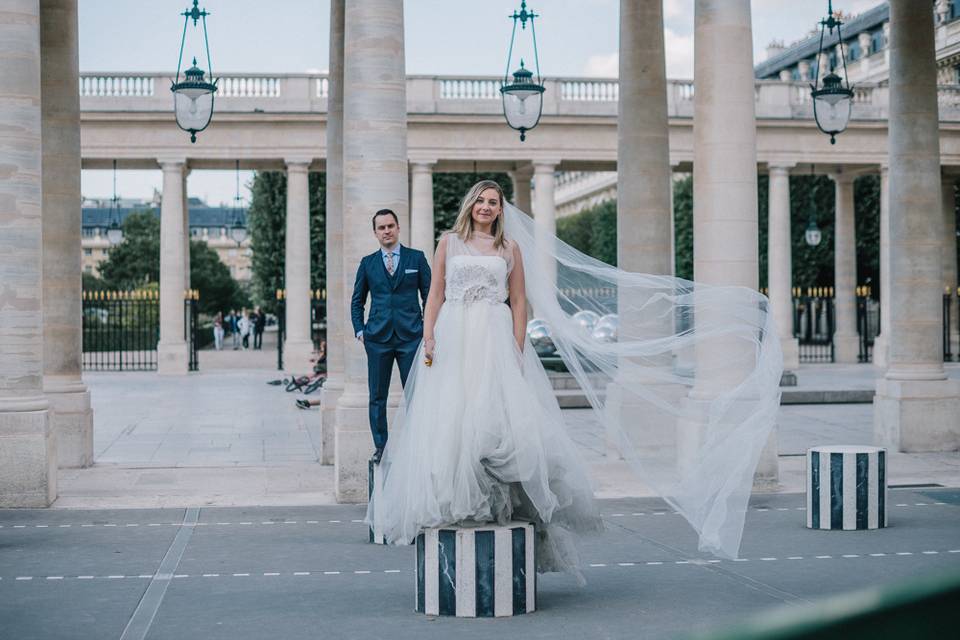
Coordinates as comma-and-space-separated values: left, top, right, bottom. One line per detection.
186, 290, 199, 372
945, 288, 958, 362
275, 289, 326, 372
82, 289, 159, 371
793, 287, 836, 363
856, 286, 879, 363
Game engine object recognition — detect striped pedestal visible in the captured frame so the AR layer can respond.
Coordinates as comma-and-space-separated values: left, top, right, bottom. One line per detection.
368, 459, 384, 544
415, 523, 536, 617
807, 445, 887, 530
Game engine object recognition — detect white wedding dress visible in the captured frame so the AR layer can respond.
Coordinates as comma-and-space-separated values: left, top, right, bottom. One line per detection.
368, 231, 601, 577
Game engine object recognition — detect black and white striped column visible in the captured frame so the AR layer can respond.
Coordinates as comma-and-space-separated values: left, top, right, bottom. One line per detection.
415, 523, 536, 617
807, 445, 887, 530
368, 459, 384, 544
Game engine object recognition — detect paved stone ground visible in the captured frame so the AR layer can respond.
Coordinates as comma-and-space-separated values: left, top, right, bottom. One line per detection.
58, 363, 960, 507
1, 490, 958, 639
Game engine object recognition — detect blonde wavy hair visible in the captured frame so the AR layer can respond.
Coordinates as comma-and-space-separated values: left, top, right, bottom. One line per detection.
451, 180, 507, 249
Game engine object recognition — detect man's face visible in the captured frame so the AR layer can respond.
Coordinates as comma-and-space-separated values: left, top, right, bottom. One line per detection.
373, 214, 399, 248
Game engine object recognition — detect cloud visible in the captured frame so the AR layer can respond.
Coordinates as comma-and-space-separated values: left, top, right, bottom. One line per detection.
583, 52, 618, 77
663, 0, 691, 20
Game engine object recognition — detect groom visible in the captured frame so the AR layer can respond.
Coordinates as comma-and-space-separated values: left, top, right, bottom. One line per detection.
351, 209, 431, 464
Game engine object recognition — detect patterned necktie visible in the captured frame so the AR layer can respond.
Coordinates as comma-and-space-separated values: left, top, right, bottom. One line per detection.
386, 251, 395, 276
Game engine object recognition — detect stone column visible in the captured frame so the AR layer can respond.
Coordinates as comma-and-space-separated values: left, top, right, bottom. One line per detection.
875, 0, 960, 452
283, 159, 314, 375
617, 0, 671, 276
511, 164, 533, 213
533, 161, 558, 287
40, 0, 91, 468
0, 0, 56, 506
942, 174, 959, 359
693, 0, 777, 483
337, 0, 408, 503
832, 172, 860, 363
320, 0, 345, 467
157, 159, 189, 375
410, 161, 435, 261
768, 163, 800, 375
873, 165, 891, 368
182, 168, 191, 291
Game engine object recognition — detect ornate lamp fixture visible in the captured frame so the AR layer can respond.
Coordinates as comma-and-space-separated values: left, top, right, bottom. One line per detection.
500, 1, 545, 142
811, 0, 854, 144
171, 0, 217, 143
106, 159, 123, 246
230, 160, 248, 246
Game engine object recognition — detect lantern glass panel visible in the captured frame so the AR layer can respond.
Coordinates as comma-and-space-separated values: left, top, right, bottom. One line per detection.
107, 226, 123, 245
174, 90, 214, 132
230, 225, 247, 244
813, 93, 851, 133
502, 91, 542, 130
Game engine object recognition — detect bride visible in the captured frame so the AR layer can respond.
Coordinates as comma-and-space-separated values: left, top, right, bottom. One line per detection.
369, 179, 782, 578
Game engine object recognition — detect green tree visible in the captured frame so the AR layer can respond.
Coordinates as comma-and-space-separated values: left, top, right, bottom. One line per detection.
246, 171, 326, 313
98, 210, 160, 288
96, 208, 247, 312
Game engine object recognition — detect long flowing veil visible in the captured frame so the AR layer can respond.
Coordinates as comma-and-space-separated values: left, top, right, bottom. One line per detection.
503, 202, 783, 559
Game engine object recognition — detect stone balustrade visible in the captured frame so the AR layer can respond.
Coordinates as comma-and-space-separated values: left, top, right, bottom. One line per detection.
77, 72, 960, 122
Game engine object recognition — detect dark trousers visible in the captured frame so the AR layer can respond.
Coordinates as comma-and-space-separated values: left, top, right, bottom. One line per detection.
253, 330, 263, 349
364, 333, 420, 450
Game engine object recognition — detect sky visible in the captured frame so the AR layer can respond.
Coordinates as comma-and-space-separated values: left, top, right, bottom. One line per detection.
78, 0, 884, 206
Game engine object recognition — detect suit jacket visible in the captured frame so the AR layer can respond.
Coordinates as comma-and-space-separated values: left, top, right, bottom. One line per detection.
351, 245, 431, 343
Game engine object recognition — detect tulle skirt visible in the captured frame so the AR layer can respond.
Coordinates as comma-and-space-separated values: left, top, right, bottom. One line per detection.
367, 299, 601, 578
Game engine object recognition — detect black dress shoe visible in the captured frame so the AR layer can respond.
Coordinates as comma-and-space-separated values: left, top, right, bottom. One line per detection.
372, 447, 384, 464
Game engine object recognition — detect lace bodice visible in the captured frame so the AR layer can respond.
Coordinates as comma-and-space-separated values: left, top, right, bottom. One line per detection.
442, 231, 512, 304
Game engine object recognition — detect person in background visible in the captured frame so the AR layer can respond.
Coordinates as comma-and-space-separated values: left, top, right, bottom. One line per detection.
253, 306, 266, 350
213, 311, 224, 351
238, 307, 251, 350
227, 309, 241, 350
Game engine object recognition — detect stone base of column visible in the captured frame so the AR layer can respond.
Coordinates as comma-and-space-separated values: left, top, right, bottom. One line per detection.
872, 334, 889, 368
874, 377, 960, 452
753, 429, 779, 490
335, 393, 372, 503
44, 377, 93, 468
0, 407, 57, 507
157, 341, 189, 375
283, 339, 315, 377
781, 337, 800, 373
834, 334, 861, 364
320, 379, 344, 466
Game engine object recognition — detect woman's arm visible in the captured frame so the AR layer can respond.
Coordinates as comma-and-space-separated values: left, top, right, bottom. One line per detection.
507, 242, 526, 353
422, 234, 448, 360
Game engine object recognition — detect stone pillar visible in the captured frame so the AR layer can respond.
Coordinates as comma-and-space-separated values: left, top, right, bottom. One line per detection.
768, 163, 800, 375
617, 0, 671, 276
337, 0, 408, 503
410, 161, 435, 261
874, 165, 891, 368
40, 0, 91, 468
832, 172, 860, 363
157, 159, 189, 375
533, 161, 558, 287
942, 174, 959, 359
0, 0, 56, 506
511, 164, 533, 214
182, 168, 191, 291
875, 0, 960, 452
693, 0, 776, 483
283, 159, 314, 375
320, 0, 345, 467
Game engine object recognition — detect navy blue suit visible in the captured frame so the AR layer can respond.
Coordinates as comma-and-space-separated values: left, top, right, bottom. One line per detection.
351, 245, 431, 449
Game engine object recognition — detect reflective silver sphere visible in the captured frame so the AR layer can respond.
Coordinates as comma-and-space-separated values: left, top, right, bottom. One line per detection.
593, 313, 618, 341
572, 310, 601, 334
527, 319, 557, 356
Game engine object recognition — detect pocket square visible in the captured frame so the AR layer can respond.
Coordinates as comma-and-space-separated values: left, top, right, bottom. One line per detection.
404, 269, 418, 274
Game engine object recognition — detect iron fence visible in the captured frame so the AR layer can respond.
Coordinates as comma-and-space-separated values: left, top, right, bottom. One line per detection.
82, 289, 159, 371
186, 290, 199, 371
793, 287, 835, 363
275, 288, 326, 371
856, 286, 879, 363
945, 289, 958, 363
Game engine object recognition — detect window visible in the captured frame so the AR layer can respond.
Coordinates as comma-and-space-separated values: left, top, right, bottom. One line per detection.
191, 228, 202, 237
871, 30, 884, 55
82, 227, 96, 238
951, 0, 960, 21
955, 65, 960, 84
791, 68, 801, 81
84, 248, 92, 256
847, 40, 860, 62
84, 265, 93, 274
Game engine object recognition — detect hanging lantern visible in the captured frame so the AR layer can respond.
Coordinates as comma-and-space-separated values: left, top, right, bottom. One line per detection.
106, 159, 123, 246
230, 160, 248, 246
500, 1, 545, 142
171, 1, 217, 143
804, 165, 823, 247
811, 0, 853, 144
